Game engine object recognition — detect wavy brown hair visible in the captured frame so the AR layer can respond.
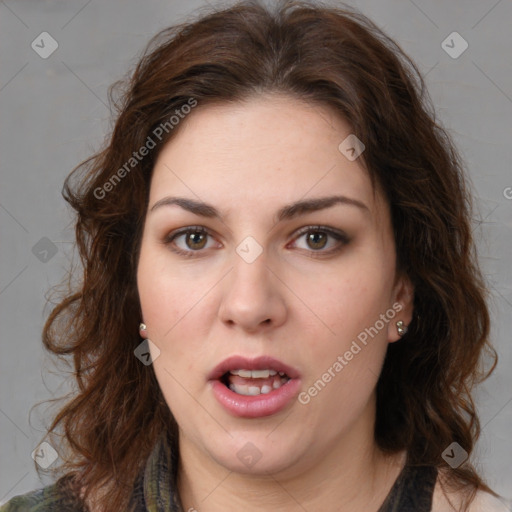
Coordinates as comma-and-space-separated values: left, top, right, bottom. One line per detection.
37, 1, 497, 510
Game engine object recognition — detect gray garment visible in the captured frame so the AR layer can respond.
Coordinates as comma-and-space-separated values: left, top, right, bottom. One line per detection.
377, 464, 438, 512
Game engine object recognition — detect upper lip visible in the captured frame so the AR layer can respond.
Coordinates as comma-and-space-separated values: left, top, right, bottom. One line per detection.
208, 355, 301, 381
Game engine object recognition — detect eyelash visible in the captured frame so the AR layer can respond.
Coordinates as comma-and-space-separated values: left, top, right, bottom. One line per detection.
163, 225, 350, 259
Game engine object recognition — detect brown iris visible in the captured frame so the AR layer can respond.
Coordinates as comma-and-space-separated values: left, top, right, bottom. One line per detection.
306, 231, 328, 250
186, 231, 208, 250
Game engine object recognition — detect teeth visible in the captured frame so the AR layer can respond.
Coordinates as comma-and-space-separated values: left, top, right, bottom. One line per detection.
229, 378, 287, 396
226, 368, 291, 396
229, 369, 281, 378
248, 386, 261, 396
251, 369, 269, 378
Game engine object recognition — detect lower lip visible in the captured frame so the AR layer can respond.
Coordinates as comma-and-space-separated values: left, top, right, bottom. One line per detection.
210, 378, 301, 418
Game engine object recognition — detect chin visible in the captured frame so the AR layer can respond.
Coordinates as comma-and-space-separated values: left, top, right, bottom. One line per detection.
206, 436, 306, 477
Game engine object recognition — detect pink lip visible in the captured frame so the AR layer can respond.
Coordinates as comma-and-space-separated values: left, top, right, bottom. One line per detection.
208, 355, 301, 418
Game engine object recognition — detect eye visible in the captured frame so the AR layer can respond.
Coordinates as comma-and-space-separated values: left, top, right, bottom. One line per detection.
163, 225, 349, 258
290, 226, 349, 256
164, 226, 219, 257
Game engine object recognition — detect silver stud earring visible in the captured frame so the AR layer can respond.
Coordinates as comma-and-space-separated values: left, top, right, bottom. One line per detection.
396, 320, 408, 337
139, 323, 147, 333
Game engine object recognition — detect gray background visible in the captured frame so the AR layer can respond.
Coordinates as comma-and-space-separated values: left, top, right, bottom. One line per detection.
1, 0, 511, 505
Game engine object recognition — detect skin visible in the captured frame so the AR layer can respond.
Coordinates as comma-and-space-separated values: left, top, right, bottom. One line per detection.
136, 94, 416, 511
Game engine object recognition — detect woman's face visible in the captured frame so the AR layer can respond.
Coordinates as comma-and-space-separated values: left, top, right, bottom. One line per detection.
137, 94, 413, 477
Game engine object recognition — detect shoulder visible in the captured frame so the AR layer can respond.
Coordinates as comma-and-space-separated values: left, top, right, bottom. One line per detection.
0, 482, 87, 512
432, 475, 511, 512
467, 491, 512, 512
0, 488, 47, 511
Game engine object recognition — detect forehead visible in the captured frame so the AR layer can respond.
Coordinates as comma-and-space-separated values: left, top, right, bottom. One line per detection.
149, 94, 382, 219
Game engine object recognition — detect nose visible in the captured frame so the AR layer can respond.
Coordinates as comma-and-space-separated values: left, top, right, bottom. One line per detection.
218, 249, 287, 333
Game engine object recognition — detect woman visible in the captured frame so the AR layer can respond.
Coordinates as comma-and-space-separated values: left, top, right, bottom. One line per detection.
1, 1, 509, 511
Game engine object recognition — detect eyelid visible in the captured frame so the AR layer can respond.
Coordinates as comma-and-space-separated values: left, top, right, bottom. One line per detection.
164, 225, 210, 240
291, 225, 349, 243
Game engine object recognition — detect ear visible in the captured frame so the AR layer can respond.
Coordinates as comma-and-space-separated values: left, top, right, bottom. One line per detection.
387, 273, 414, 343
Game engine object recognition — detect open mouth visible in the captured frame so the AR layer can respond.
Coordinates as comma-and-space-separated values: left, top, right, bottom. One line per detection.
209, 356, 301, 417
220, 369, 291, 396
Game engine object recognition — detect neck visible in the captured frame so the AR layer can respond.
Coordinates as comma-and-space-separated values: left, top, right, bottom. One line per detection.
176, 401, 405, 512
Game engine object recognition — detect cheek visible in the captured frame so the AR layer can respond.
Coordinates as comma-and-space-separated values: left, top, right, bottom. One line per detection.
137, 266, 178, 341
151, 359, 208, 442
136, 246, 220, 403
137, 244, 201, 341
297, 277, 392, 433
297, 261, 394, 393
305, 268, 392, 341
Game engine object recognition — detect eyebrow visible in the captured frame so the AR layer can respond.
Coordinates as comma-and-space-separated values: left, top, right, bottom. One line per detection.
149, 194, 369, 221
